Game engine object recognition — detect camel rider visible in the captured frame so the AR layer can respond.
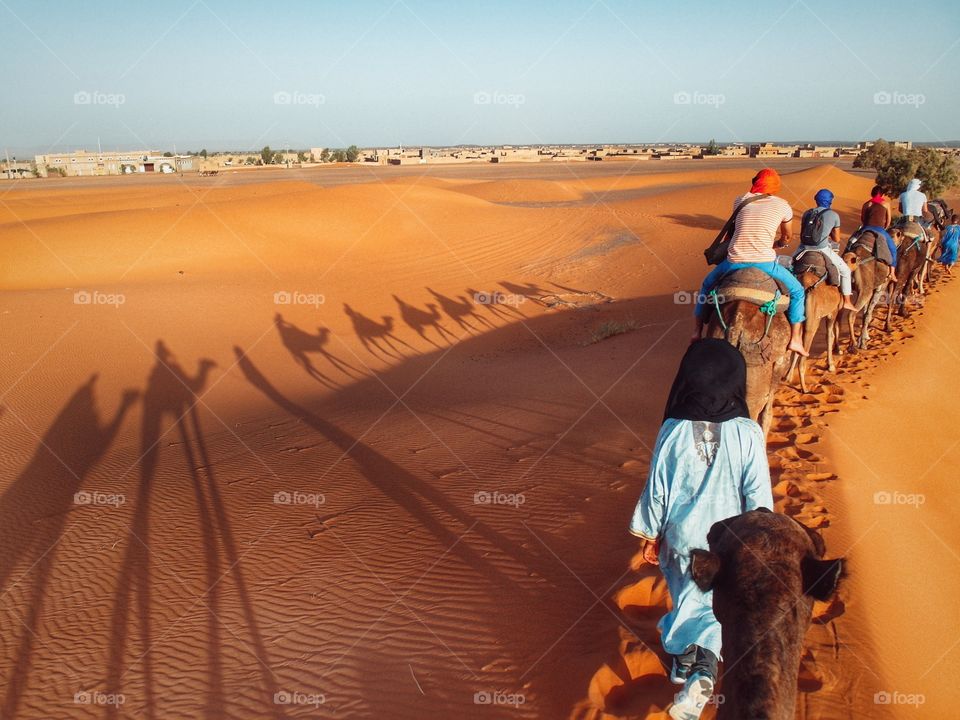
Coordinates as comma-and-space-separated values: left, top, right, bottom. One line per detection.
900, 178, 929, 223
694, 168, 808, 356
794, 189, 856, 311
859, 185, 898, 281
630, 339, 774, 720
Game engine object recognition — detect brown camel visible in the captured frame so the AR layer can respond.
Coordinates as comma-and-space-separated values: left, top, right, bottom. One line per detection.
690, 509, 844, 720
885, 227, 927, 330
703, 270, 791, 437
786, 268, 842, 393
842, 234, 892, 352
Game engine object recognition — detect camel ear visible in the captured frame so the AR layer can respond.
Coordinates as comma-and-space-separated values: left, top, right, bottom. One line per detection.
801, 556, 844, 601
690, 549, 721, 591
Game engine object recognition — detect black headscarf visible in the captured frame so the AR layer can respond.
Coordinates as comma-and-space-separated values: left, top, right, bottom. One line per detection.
663, 338, 750, 423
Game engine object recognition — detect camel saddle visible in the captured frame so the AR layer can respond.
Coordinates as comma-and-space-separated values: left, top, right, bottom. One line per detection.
792, 249, 840, 287
846, 228, 893, 266
709, 267, 790, 312
892, 216, 926, 241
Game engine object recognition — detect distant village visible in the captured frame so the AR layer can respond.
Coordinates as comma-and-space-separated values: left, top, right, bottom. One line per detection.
2, 140, 956, 179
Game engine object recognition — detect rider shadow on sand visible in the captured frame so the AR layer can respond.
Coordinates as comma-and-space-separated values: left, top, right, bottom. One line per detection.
274, 313, 364, 387
0, 375, 137, 719
107, 341, 284, 720
426, 287, 493, 334
233, 346, 557, 598
465, 287, 527, 322
343, 303, 416, 360
392, 294, 458, 348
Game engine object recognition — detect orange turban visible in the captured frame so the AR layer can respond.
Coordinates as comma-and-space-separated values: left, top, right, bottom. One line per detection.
750, 168, 781, 194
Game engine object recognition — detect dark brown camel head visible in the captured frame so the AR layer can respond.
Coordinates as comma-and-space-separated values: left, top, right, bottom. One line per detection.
690, 509, 843, 720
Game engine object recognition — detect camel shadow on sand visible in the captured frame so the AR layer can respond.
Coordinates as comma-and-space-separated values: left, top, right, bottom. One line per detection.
0, 375, 137, 718
274, 312, 365, 387
105, 340, 285, 720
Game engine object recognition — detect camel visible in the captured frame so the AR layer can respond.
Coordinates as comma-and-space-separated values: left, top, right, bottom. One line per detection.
842, 232, 892, 352
885, 227, 927, 330
786, 263, 843, 393
392, 295, 457, 347
690, 509, 844, 720
343, 303, 414, 358
702, 269, 792, 437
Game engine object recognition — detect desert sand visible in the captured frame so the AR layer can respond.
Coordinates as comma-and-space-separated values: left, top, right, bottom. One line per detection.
1, 159, 956, 718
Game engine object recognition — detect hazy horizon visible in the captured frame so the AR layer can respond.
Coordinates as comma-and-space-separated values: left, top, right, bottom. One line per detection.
2, 0, 958, 157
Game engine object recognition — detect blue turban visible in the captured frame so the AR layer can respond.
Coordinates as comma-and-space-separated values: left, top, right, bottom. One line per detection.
814, 188, 834, 209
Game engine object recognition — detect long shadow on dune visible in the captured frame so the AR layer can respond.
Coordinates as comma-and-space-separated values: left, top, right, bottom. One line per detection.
662, 213, 725, 231
233, 346, 555, 596
343, 303, 415, 360
465, 287, 527, 322
275, 313, 364, 387
393, 294, 458, 348
106, 341, 284, 720
426, 287, 493, 334
0, 375, 137, 718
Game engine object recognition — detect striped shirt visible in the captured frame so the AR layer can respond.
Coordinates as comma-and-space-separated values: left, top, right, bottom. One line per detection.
727, 193, 793, 263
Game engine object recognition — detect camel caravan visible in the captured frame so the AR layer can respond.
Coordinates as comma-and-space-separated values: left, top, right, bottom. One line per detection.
628, 168, 954, 720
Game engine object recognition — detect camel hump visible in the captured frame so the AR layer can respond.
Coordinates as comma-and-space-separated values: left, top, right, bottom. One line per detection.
712, 267, 791, 311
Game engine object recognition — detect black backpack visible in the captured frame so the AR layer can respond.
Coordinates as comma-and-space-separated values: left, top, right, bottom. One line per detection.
800, 207, 828, 246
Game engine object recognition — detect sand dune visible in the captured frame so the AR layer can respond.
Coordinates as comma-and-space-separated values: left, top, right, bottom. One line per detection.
0, 161, 953, 718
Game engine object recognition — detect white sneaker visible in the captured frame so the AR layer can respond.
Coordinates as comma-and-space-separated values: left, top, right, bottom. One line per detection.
669, 672, 714, 720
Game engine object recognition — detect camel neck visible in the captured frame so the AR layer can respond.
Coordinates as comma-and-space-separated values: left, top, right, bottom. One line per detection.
719, 621, 805, 720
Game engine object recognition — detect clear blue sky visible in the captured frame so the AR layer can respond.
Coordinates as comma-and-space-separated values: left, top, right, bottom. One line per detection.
1, 0, 958, 156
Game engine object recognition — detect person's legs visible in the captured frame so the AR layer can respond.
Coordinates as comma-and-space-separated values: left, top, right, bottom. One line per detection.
822, 249, 855, 309
693, 260, 732, 341
689, 646, 719, 681
761, 261, 808, 355
670, 648, 717, 720
880, 230, 899, 279
671, 645, 698, 685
